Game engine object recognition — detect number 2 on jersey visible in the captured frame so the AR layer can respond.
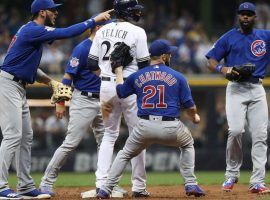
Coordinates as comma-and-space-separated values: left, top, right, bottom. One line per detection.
142, 85, 167, 109
101, 41, 121, 60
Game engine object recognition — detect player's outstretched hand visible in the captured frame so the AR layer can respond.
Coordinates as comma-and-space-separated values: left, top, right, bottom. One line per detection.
94, 9, 114, 23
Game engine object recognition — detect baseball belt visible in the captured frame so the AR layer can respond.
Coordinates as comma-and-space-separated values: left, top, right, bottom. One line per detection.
0, 70, 27, 87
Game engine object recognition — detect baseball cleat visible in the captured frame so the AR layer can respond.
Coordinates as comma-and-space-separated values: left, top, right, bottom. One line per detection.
112, 185, 128, 198
39, 186, 55, 197
132, 189, 150, 198
0, 188, 22, 199
20, 188, 51, 199
222, 177, 238, 192
96, 189, 110, 199
81, 188, 99, 198
185, 185, 206, 197
249, 183, 270, 194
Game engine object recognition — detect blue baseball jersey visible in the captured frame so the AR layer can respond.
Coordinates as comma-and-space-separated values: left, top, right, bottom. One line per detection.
65, 39, 100, 93
116, 63, 195, 118
206, 28, 270, 78
1, 19, 96, 84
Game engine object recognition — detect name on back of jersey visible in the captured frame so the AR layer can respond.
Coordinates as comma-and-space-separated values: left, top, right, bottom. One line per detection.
101, 28, 128, 40
135, 70, 177, 88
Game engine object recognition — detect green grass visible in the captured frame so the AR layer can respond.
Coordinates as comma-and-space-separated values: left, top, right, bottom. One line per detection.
8, 171, 270, 188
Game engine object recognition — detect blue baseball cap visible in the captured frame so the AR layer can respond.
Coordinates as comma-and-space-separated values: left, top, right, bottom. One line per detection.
238, 2, 256, 14
31, 0, 62, 14
149, 39, 178, 57
90, 14, 115, 26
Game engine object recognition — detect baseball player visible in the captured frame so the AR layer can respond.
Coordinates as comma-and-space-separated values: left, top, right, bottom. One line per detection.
0, 0, 112, 199
206, 2, 270, 193
97, 39, 205, 199
38, 16, 113, 197
88, 0, 150, 197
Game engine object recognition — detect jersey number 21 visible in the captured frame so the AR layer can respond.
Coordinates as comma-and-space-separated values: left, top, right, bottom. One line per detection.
142, 85, 167, 109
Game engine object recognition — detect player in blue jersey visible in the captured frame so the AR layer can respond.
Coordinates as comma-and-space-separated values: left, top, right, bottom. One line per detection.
206, 2, 270, 194
38, 15, 109, 197
0, 0, 112, 199
96, 39, 206, 199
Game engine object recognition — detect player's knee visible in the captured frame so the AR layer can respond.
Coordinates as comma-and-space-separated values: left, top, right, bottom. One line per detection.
103, 131, 119, 142
177, 127, 194, 147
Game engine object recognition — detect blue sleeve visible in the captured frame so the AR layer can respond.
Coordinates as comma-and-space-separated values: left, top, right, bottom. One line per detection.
28, 19, 96, 43
116, 75, 136, 98
65, 46, 82, 75
179, 75, 195, 109
205, 34, 228, 62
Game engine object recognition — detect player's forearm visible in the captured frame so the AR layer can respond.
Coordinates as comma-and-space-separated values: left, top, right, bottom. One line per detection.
115, 67, 124, 85
208, 58, 230, 76
36, 68, 52, 85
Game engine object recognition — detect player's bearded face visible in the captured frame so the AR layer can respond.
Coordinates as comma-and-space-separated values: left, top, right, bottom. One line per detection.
45, 9, 58, 27
238, 11, 256, 31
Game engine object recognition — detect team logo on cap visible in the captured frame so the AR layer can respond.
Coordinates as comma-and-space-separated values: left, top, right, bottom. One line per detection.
70, 57, 79, 67
244, 3, 249, 8
251, 40, 266, 57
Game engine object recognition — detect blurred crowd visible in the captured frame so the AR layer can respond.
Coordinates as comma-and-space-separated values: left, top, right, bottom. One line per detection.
1, 0, 270, 152
0, 0, 270, 75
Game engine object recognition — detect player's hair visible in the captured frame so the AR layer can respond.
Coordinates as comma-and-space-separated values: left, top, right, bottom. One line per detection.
30, 13, 39, 21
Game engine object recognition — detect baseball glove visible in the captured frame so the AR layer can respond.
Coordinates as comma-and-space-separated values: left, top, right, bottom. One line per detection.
50, 80, 73, 104
110, 42, 133, 73
225, 63, 256, 81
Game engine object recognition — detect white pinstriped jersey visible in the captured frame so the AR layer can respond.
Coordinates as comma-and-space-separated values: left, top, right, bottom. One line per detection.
89, 21, 150, 78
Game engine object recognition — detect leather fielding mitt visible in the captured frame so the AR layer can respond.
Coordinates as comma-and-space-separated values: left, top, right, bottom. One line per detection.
50, 80, 72, 104
110, 42, 133, 73
225, 63, 256, 81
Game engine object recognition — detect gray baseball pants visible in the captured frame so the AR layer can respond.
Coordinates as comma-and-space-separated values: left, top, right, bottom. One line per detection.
0, 75, 36, 193
225, 81, 268, 185
40, 89, 104, 187
101, 116, 198, 193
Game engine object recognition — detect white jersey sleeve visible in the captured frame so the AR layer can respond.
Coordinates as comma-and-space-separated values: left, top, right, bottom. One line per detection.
136, 28, 150, 63
88, 34, 99, 61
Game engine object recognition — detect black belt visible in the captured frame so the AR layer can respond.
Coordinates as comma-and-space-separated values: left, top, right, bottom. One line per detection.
13, 77, 27, 86
81, 91, 100, 99
0, 70, 27, 87
139, 115, 179, 121
101, 76, 127, 81
237, 77, 262, 84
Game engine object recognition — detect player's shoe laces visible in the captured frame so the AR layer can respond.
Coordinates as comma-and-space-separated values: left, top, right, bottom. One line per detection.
96, 189, 110, 199
185, 185, 206, 197
132, 190, 150, 198
39, 185, 55, 197
0, 188, 22, 199
249, 183, 270, 194
222, 177, 238, 191
20, 188, 51, 199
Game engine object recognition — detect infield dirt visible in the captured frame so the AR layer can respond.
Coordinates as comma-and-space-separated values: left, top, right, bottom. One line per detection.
52, 185, 269, 200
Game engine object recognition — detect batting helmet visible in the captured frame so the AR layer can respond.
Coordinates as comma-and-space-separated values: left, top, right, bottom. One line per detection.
113, 0, 143, 22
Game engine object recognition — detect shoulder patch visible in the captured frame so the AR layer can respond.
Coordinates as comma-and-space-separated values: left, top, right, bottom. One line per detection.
45, 26, 56, 31
70, 57, 80, 68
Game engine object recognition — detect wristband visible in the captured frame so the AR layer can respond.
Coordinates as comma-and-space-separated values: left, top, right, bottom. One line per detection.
62, 78, 72, 86
215, 64, 223, 73
57, 101, 65, 106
